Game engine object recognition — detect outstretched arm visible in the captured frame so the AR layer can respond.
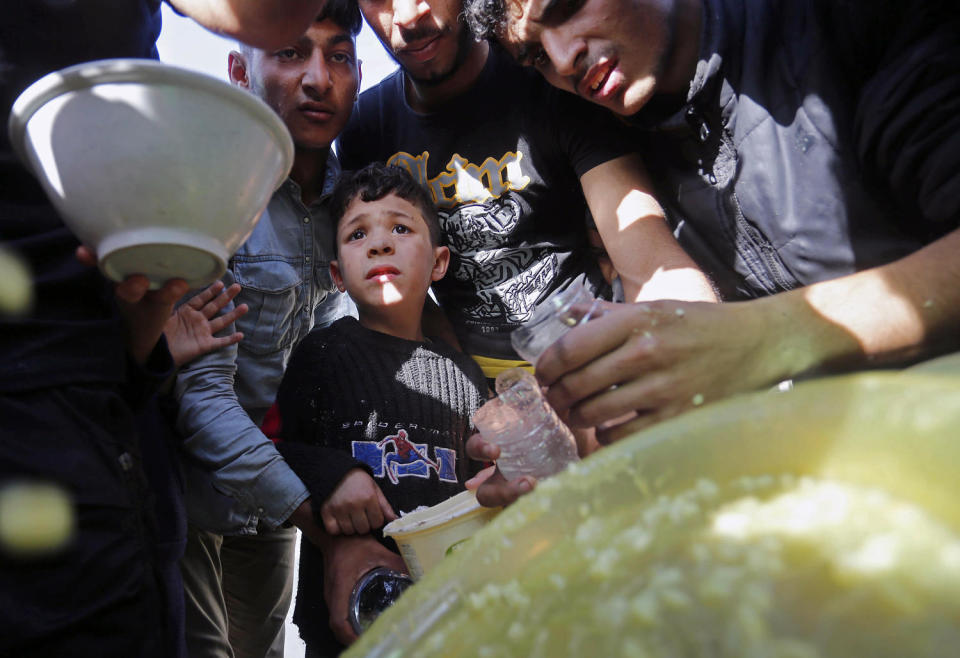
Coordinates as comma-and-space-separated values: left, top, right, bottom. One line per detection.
170, 0, 330, 49
536, 228, 960, 443
580, 153, 718, 304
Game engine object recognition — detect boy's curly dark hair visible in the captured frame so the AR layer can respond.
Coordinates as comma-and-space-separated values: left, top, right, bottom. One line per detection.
461, 0, 509, 39
329, 163, 443, 247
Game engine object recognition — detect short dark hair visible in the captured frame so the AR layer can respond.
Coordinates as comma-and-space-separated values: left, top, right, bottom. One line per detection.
329, 163, 443, 248
462, 0, 508, 39
238, 0, 362, 56
318, 0, 363, 36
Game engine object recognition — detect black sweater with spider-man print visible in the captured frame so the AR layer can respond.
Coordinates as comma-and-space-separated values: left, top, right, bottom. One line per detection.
275, 315, 487, 651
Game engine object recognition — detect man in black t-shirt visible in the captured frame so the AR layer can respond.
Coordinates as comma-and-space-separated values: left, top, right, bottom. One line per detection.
338, 0, 716, 382
459, 0, 960, 451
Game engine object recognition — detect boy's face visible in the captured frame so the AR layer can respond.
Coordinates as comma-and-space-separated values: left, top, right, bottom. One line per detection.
331, 193, 449, 310
229, 19, 360, 149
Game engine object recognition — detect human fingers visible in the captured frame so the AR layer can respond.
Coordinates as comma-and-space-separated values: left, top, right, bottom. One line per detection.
150, 278, 190, 306
544, 320, 660, 417
113, 273, 152, 304
351, 509, 371, 536
75, 245, 97, 268
206, 303, 248, 334
207, 332, 245, 352
535, 304, 650, 389
376, 488, 397, 524
474, 468, 536, 508
464, 464, 496, 490
186, 280, 225, 310
200, 282, 242, 318
465, 432, 499, 463
558, 361, 665, 429
593, 408, 680, 445
320, 508, 344, 536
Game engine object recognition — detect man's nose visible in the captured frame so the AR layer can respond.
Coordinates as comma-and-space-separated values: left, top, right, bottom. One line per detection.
302, 50, 332, 94
541, 29, 585, 78
393, 0, 431, 30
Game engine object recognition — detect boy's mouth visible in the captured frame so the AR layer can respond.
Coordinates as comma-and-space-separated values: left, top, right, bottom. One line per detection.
367, 265, 400, 282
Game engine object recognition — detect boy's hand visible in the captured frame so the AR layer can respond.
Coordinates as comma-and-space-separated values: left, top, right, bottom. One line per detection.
164, 281, 248, 367
322, 469, 397, 535
322, 534, 407, 646
464, 434, 536, 507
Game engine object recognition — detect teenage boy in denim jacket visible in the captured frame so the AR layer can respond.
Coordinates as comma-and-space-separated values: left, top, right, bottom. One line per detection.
173, 3, 362, 655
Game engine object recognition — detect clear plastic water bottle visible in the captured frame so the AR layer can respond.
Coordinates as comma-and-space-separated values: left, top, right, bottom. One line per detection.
471, 368, 579, 481
510, 281, 604, 366
348, 567, 413, 634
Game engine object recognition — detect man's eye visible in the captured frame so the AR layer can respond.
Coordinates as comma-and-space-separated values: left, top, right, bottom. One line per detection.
546, 0, 587, 23
531, 47, 549, 68
275, 48, 299, 60
330, 52, 354, 64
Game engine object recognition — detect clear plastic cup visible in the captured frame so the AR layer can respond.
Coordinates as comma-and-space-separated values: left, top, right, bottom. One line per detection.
471, 368, 579, 481
510, 281, 603, 366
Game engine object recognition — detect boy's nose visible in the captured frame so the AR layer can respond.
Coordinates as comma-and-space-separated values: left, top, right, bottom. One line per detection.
369, 241, 394, 256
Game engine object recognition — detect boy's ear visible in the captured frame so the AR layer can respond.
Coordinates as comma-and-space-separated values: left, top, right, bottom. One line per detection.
330, 260, 346, 292
431, 246, 450, 282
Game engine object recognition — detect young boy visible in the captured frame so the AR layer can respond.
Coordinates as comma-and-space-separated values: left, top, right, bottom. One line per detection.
275, 163, 489, 654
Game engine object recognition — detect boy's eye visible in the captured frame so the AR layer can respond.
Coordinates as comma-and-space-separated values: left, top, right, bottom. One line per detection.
347, 229, 364, 241
393, 224, 410, 234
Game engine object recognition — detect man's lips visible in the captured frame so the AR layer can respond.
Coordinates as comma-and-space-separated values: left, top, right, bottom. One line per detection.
398, 33, 442, 62
366, 265, 400, 281
299, 102, 335, 119
578, 57, 623, 101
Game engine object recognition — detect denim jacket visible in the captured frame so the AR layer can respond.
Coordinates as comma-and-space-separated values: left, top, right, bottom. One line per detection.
175, 156, 353, 534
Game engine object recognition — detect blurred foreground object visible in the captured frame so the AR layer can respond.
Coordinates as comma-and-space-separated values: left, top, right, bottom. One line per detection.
0, 248, 32, 315
8, 59, 293, 289
0, 481, 74, 556
350, 365, 960, 657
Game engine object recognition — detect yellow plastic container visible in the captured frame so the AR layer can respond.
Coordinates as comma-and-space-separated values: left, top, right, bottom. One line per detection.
349, 368, 960, 657
383, 490, 501, 580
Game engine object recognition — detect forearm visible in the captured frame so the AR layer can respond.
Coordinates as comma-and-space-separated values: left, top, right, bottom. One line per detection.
582, 154, 717, 304
175, 348, 309, 526
760, 229, 960, 379
170, 0, 325, 48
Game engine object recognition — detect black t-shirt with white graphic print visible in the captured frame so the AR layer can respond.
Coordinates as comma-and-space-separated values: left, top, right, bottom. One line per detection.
337, 44, 634, 359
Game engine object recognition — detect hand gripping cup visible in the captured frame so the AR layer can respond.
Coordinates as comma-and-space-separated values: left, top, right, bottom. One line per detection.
348, 567, 413, 634
471, 368, 579, 481
510, 281, 604, 366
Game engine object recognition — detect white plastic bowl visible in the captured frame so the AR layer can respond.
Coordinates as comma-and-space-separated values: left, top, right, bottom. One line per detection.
8, 59, 294, 288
